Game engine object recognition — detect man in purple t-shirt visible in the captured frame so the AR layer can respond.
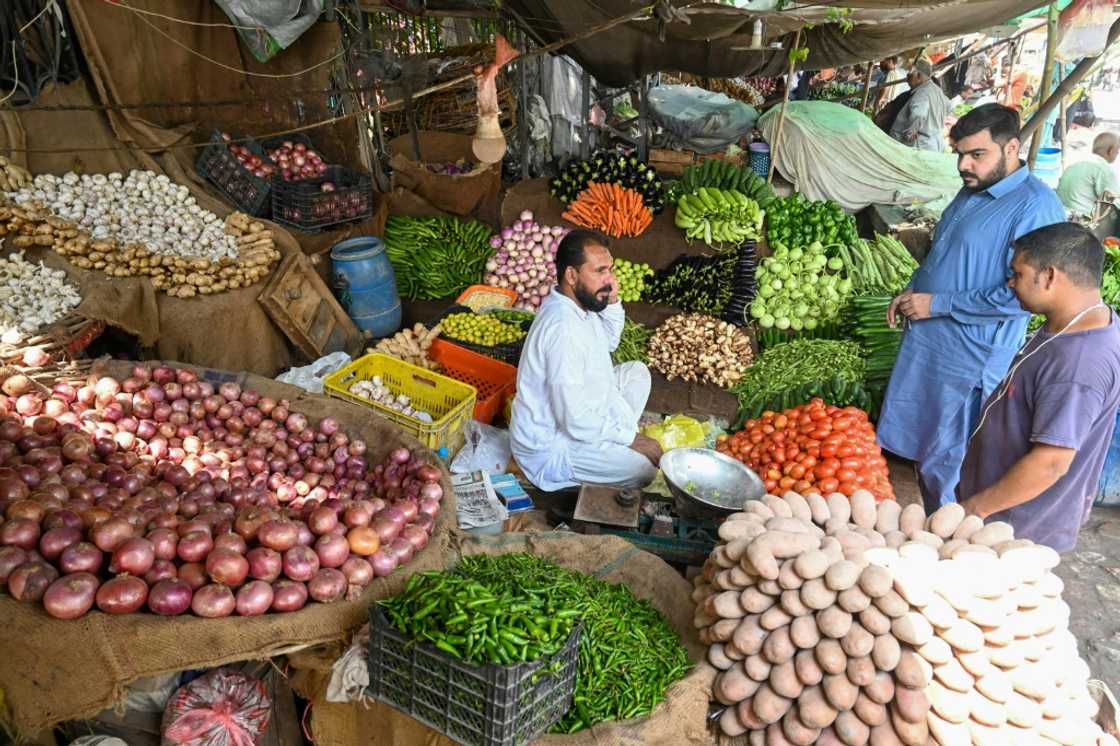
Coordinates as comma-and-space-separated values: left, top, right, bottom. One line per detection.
957, 222, 1120, 552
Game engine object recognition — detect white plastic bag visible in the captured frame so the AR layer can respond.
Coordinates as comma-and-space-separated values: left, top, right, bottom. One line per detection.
275, 351, 352, 394
1057, 0, 1114, 62
450, 420, 511, 474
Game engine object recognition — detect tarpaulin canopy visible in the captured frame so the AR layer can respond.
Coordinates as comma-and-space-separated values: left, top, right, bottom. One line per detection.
499, 0, 1051, 87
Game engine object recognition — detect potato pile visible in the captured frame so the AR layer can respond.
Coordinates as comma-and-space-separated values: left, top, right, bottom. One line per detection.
695, 491, 1116, 746
0, 201, 279, 298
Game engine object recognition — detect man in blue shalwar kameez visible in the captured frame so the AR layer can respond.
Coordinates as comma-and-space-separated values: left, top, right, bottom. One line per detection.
878, 104, 1066, 511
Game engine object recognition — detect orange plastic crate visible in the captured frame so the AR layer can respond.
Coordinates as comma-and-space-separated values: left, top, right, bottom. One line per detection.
454, 284, 517, 312
428, 339, 516, 424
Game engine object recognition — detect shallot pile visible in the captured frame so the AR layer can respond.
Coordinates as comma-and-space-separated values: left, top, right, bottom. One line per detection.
482, 210, 567, 311
265, 140, 329, 182
0, 365, 444, 620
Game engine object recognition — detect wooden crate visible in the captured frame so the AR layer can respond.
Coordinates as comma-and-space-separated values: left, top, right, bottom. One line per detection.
257, 253, 363, 360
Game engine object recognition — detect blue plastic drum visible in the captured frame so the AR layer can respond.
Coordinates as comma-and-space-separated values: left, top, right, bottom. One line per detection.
330, 237, 402, 339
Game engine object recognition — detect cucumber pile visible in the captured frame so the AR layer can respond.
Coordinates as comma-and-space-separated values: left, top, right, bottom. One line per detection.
674, 187, 764, 248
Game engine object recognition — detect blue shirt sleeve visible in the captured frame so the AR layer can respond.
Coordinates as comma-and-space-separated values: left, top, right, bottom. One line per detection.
928, 197, 1065, 325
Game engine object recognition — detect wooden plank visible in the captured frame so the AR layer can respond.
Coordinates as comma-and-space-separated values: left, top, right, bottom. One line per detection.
258, 253, 363, 361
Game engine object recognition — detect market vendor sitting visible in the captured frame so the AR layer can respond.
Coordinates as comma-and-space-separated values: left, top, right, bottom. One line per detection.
510, 229, 661, 492
957, 223, 1120, 552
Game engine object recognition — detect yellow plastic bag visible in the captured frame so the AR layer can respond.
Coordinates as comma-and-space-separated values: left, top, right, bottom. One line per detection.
642, 414, 710, 452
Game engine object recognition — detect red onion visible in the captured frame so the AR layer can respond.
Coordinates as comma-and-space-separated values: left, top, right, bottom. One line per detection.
213, 532, 248, 555
413, 513, 435, 533
307, 506, 338, 535
387, 537, 415, 563
271, 579, 308, 612
370, 517, 401, 545
308, 567, 346, 603
257, 519, 298, 551
314, 534, 350, 568
318, 417, 339, 436
177, 530, 213, 562
148, 578, 192, 615
235, 579, 274, 616
368, 549, 398, 577
146, 528, 178, 560
283, 545, 319, 582
0, 545, 29, 583
191, 583, 236, 618
397, 500, 419, 523
43, 572, 100, 619
390, 448, 410, 465
285, 412, 308, 433
144, 559, 178, 584
400, 524, 430, 551
418, 497, 441, 519
206, 548, 249, 586
246, 547, 282, 582
39, 525, 82, 560
179, 562, 207, 590
219, 382, 241, 401
96, 574, 147, 614
1, 517, 40, 550
341, 556, 373, 587
109, 537, 155, 575
152, 367, 175, 385
416, 465, 442, 484
59, 542, 102, 574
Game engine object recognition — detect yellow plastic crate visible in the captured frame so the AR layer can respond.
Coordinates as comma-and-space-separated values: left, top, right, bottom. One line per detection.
323, 353, 476, 454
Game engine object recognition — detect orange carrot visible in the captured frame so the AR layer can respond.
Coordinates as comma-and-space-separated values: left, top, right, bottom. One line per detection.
560, 181, 652, 238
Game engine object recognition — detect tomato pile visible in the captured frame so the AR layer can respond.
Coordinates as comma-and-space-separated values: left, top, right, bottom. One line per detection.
717, 398, 894, 501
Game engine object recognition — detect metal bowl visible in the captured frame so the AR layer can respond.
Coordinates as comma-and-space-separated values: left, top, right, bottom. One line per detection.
661, 448, 766, 520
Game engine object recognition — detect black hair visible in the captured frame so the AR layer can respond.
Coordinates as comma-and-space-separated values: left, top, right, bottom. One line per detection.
949, 103, 1021, 145
555, 229, 608, 285
1013, 222, 1104, 288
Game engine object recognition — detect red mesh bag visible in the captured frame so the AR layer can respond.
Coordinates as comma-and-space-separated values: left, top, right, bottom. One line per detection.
161, 669, 271, 746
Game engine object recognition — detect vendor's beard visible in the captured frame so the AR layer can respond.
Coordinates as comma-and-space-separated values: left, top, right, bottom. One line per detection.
960, 157, 1008, 191
575, 282, 612, 313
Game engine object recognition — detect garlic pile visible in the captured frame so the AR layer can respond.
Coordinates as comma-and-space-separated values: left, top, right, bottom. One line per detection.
348, 375, 434, 423
0, 249, 80, 334
7, 171, 238, 262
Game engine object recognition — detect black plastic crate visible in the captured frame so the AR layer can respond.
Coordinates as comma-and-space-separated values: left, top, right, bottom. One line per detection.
433, 305, 531, 366
260, 133, 329, 183
271, 165, 373, 233
367, 606, 580, 746
195, 130, 275, 217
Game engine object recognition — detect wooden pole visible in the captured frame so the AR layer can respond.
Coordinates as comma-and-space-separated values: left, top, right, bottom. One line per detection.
768, 28, 802, 185
860, 60, 875, 112
1004, 39, 1020, 106
1059, 95, 1068, 171
1028, 2, 1061, 170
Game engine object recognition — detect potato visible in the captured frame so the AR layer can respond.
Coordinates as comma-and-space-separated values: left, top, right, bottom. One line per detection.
928, 681, 970, 723
833, 710, 871, 746
815, 638, 848, 675
782, 491, 814, 524
765, 722, 795, 746
797, 684, 838, 729
794, 648, 824, 686
908, 530, 943, 549
801, 578, 838, 611
719, 705, 748, 736
1010, 582, 1044, 611
754, 681, 793, 724
872, 589, 908, 618
987, 643, 1024, 670
846, 655, 876, 687
823, 672, 860, 711
898, 503, 926, 536
806, 492, 831, 526
727, 533, 765, 560
791, 614, 821, 649
820, 536, 845, 565
933, 657, 974, 694
858, 565, 892, 598
1037, 571, 1065, 597
859, 605, 891, 636
709, 643, 735, 670
874, 500, 902, 535
845, 489, 874, 528
894, 651, 928, 689
730, 564, 758, 587
768, 516, 823, 537
926, 502, 966, 538
950, 542, 998, 560
840, 621, 875, 659
748, 532, 822, 580
720, 516, 765, 543
825, 492, 852, 525
863, 547, 899, 569
883, 530, 907, 549
763, 625, 796, 664
713, 590, 747, 619
742, 587, 778, 614
1010, 663, 1054, 700
733, 615, 768, 656
712, 618, 739, 641
781, 708, 821, 746
970, 521, 1015, 547
854, 691, 888, 728
942, 618, 984, 652
938, 538, 968, 559
762, 495, 795, 519
1004, 691, 1041, 728
891, 612, 933, 646
779, 559, 805, 591
758, 579, 783, 596
770, 660, 806, 701
738, 696, 768, 730
925, 712, 970, 746
868, 722, 904, 746
711, 545, 736, 569
716, 665, 762, 704
965, 719, 1006, 746
724, 639, 748, 660
889, 704, 930, 746
969, 689, 1007, 727
781, 589, 813, 618
893, 683, 929, 723
871, 633, 901, 671
951, 513, 985, 541
958, 650, 997, 679
975, 671, 1012, 704
918, 591, 957, 629
746, 653, 774, 682
817, 606, 854, 639
834, 529, 873, 556
823, 560, 861, 592
838, 584, 873, 616
915, 636, 953, 666
745, 501, 777, 520
793, 549, 830, 580
761, 605, 794, 633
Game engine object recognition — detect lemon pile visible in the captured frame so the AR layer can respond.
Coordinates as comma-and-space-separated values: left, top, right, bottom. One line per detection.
442, 312, 526, 346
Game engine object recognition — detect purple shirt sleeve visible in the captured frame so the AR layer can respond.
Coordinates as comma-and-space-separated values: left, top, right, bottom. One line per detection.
1030, 381, 1107, 450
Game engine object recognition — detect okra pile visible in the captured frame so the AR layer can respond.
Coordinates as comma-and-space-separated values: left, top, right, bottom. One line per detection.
379, 553, 691, 732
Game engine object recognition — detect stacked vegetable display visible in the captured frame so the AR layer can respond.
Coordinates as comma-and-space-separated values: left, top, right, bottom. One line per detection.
751, 241, 853, 331
613, 258, 653, 302
381, 553, 690, 732
698, 492, 1113, 745
612, 318, 652, 365
642, 251, 737, 314
561, 182, 654, 238
648, 313, 753, 388
718, 398, 894, 500
732, 339, 872, 421
550, 150, 666, 214
482, 210, 565, 311
675, 188, 764, 248
441, 312, 526, 347
0, 365, 445, 620
767, 195, 858, 252
668, 159, 776, 209
841, 235, 919, 296
851, 296, 903, 391
384, 216, 494, 300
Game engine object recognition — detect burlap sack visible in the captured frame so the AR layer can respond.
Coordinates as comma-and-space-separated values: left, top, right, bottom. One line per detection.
388, 132, 501, 218
292, 531, 720, 746
0, 362, 459, 741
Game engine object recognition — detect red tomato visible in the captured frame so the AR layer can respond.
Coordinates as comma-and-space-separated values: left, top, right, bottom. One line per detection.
838, 481, 857, 496
818, 477, 840, 493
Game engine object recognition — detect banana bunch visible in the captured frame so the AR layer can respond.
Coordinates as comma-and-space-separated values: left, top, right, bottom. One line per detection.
674, 187, 764, 249
0, 157, 32, 192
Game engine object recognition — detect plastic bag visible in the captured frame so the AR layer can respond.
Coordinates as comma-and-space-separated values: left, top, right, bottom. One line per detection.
1057, 0, 1114, 61
161, 669, 271, 746
450, 420, 511, 474
648, 85, 758, 154
642, 414, 710, 452
70, 739, 128, 746
275, 351, 351, 394
125, 672, 181, 713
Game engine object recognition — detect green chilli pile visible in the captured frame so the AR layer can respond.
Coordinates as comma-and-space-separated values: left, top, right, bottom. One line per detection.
384, 216, 493, 299
380, 553, 690, 733
612, 317, 652, 365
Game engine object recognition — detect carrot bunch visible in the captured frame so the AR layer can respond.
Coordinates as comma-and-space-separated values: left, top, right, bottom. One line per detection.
561, 181, 653, 238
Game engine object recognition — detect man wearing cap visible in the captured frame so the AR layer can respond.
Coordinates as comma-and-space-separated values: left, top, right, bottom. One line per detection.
890, 59, 952, 152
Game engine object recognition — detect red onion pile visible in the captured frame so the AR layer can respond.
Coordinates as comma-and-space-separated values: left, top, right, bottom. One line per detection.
0, 365, 445, 620
266, 140, 329, 182
220, 133, 276, 181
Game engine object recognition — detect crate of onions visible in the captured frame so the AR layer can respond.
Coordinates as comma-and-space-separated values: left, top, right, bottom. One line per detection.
195, 130, 277, 217
262, 134, 330, 182
271, 166, 374, 233
0, 364, 445, 620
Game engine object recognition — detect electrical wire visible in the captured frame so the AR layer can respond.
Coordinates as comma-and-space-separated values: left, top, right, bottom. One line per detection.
18, 0, 56, 35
